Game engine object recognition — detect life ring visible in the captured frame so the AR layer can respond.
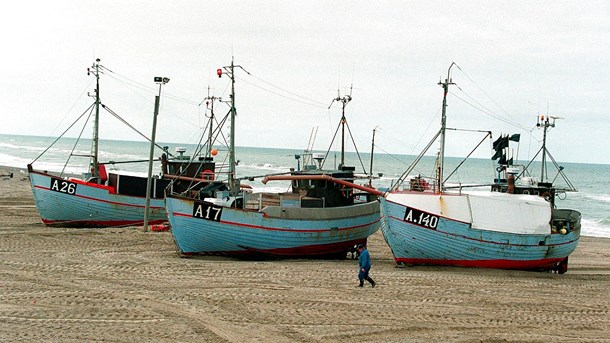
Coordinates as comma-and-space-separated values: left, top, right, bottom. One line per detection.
201, 169, 214, 181
340, 184, 352, 198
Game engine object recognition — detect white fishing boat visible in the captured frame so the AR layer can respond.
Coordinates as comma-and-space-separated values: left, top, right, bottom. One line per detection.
380, 63, 581, 273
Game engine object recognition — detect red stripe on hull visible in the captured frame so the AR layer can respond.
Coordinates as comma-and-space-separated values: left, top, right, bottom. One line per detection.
387, 214, 578, 248
34, 185, 164, 210
395, 257, 565, 271
173, 211, 381, 233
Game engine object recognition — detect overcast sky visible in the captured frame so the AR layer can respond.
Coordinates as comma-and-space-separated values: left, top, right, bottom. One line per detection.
1, 1, 609, 164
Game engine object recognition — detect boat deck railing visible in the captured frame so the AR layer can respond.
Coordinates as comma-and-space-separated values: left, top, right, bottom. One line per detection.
244, 192, 326, 211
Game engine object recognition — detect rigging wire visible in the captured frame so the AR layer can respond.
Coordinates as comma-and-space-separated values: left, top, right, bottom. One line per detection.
101, 68, 202, 130
99, 64, 207, 139
102, 72, 154, 102
443, 131, 491, 183
30, 103, 96, 165
371, 144, 411, 167
372, 104, 441, 159
453, 64, 515, 120
345, 121, 369, 173
449, 64, 531, 132
169, 107, 239, 193
414, 106, 443, 154
169, 118, 211, 191
214, 114, 231, 148
243, 72, 330, 108
235, 75, 329, 109
392, 129, 442, 191
63, 107, 94, 177
101, 104, 175, 157
445, 70, 548, 172
450, 90, 530, 132
372, 143, 434, 182
48, 80, 95, 139
99, 65, 199, 105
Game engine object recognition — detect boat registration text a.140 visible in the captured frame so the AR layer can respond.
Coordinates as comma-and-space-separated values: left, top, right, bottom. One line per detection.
403, 206, 439, 229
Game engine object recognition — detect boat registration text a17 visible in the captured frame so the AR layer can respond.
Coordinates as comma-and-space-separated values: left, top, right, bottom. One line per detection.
192, 202, 223, 222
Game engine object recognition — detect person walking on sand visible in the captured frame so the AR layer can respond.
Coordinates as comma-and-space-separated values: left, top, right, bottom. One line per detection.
357, 244, 376, 288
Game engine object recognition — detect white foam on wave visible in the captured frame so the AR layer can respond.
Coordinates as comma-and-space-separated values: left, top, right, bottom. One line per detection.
0, 142, 47, 152
0, 153, 88, 174
584, 194, 610, 204
249, 185, 292, 193
0, 149, 89, 175
0, 153, 32, 169
238, 162, 290, 172
581, 218, 610, 238
98, 150, 146, 161
36, 162, 87, 175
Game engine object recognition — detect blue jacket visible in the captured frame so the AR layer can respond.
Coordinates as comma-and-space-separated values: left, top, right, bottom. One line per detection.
359, 248, 371, 271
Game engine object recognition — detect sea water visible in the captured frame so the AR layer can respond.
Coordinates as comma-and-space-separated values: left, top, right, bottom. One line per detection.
2, 133, 609, 238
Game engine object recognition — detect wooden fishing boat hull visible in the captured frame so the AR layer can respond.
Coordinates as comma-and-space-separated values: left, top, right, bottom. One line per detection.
165, 195, 381, 257
29, 170, 166, 227
379, 192, 581, 272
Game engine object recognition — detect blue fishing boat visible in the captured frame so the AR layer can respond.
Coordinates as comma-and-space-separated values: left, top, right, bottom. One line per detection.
164, 60, 380, 257
28, 59, 211, 227
380, 63, 581, 273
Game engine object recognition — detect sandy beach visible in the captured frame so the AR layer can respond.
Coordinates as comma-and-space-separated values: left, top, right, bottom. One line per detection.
0, 166, 608, 343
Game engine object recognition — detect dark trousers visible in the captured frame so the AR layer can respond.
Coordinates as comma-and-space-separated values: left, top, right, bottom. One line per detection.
358, 268, 375, 286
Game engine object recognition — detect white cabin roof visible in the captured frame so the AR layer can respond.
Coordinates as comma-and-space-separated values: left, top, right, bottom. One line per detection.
386, 191, 551, 235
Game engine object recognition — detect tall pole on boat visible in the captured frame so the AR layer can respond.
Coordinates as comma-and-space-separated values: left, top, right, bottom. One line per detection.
329, 90, 352, 168
228, 59, 237, 195
341, 100, 346, 167
90, 59, 101, 178
208, 100, 214, 157
203, 87, 220, 158
218, 58, 250, 196
541, 116, 547, 181
143, 76, 170, 230
437, 62, 456, 193
537, 115, 555, 182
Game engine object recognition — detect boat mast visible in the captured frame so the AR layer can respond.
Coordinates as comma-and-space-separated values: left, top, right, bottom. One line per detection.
329, 88, 352, 168
228, 60, 237, 195
369, 127, 377, 187
89, 58, 101, 178
219, 58, 249, 196
534, 115, 576, 191
437, 62, 456, 193
203, 86, 220, 158
537, 115, 554, 182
